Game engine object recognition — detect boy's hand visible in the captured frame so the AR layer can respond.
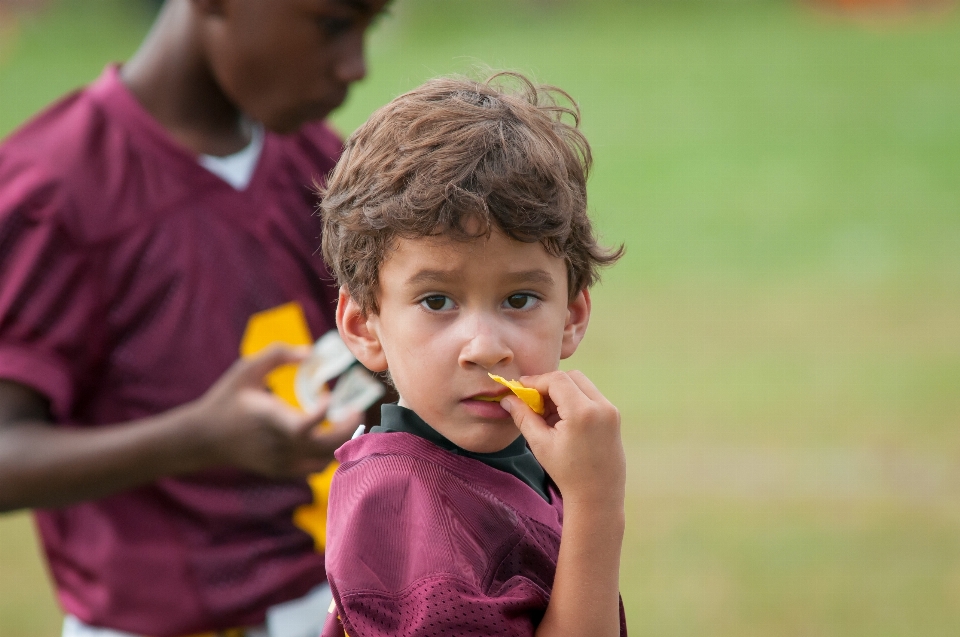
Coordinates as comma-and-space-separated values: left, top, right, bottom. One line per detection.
504, 371, 626, 637
501, 370, 625, 508
188, 345, 360, 478
0, 345, 361, 511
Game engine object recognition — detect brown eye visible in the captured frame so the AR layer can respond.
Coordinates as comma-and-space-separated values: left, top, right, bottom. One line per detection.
422, 296, 451, 311
506, 294, 533, 309
317, 16, 354, 37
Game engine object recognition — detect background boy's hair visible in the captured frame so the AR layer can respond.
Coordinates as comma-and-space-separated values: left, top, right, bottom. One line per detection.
319, 71, 623, 313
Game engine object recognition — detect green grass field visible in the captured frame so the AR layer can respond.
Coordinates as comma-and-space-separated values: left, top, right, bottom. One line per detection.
2, 0, 959, 634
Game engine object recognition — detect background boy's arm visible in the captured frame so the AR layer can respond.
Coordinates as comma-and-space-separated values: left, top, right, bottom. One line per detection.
0, 346, 358, 512
502, 370, 626, 637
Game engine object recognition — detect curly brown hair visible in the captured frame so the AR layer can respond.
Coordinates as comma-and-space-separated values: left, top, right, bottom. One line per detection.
318, 71, 623, 314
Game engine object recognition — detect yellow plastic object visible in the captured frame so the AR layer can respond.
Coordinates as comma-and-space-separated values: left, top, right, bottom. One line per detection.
239, 302, 336, 553
239, 301, 313, 408
291, 460, 338, 552
487, 373, 545, 415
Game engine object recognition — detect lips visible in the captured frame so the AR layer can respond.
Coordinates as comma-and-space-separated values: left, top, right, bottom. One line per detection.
460, 392, 513, 419
464, 389, 510, 403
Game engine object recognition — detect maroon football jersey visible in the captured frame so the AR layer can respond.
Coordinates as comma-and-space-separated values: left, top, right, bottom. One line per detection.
0, 66, 341, 636
322, 431, 628, 637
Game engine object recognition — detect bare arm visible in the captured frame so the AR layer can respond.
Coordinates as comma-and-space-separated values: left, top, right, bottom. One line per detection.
501, 371, 626, 637
0, 346, 359, 512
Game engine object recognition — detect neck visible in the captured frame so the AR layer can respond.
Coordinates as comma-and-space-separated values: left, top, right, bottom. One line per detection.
121, 0, 252, 156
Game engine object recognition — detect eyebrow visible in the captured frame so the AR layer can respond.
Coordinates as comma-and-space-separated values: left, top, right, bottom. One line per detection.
406, 269, 556, 287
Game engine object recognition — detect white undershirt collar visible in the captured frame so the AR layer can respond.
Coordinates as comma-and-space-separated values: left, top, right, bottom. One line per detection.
198, 123, 265, 191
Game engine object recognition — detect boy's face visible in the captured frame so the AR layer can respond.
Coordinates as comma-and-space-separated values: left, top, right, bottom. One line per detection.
202, 0, 388, 133
339, 230, 591, 453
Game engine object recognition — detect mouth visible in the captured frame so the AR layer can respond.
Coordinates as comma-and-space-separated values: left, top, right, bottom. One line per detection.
464, 389, 511, 403
460, 390, 513, 419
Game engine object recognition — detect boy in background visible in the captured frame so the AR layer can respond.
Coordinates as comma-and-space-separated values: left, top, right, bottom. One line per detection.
319, 73, 627, 636
0, 1, 388, 635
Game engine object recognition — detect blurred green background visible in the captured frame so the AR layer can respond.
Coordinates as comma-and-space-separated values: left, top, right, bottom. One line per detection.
1, 0, 959, 635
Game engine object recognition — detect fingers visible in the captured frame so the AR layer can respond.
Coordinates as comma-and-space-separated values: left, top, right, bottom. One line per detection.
243, 393, 355, 475
229, 344, 311, 388
294, 392, 333, 433
517, 370, 576, 395
517, 371, 589, 415
298, 404, 361, 453
564, 370, 606, 403
519, 370, 607, 410
501, 395, 551, 444
308, 410, 361, 443
299, 423, 356, 462
251, 382, 357, 450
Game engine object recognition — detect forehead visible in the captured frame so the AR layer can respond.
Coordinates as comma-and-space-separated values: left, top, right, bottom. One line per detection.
379, 231, 568, 290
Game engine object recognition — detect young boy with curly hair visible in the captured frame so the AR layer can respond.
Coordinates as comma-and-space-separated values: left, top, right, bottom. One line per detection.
318, 73, 627, 637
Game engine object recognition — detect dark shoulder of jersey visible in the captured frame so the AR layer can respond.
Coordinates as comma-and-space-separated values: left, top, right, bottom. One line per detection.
371, 403, 550, 501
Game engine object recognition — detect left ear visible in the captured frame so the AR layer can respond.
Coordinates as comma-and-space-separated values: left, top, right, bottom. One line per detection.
560, 288, 591, 359
337, 286, 388, 373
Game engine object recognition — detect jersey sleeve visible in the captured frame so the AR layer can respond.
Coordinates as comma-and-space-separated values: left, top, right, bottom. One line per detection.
325, 452, 551, 637
0, 179, 107, 420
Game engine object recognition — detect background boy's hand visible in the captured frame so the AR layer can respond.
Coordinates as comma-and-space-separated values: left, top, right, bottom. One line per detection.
0, 345, 362, 512
501, 370, 625, 509
187, 345, 360, 478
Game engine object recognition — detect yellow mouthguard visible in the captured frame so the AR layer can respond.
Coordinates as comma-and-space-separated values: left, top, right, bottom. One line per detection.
484, 373, 545, 415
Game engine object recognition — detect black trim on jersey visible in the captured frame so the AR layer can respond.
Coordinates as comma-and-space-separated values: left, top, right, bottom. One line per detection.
372, 403, 550, 501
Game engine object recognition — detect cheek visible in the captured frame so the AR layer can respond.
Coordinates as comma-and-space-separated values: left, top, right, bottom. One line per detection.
378, 314, 439, 373
516, 312, 567, 367
384, 345, 442, 414
209, 37, 314, 129
209, 46, 272, 113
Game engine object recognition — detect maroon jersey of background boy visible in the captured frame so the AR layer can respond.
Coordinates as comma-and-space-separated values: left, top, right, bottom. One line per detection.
0, 66, 341, 636
321, 432, 628, 637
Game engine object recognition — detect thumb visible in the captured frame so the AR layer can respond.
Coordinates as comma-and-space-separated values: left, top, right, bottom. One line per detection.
501, 395, 551, 446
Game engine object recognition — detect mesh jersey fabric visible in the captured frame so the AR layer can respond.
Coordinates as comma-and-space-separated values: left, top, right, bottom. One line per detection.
322, 431, 628, 637
0, 65, 342, 637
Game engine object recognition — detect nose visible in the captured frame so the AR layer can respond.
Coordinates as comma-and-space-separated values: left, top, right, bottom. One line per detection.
458, 312, 513, 370
334, 32, 367, 84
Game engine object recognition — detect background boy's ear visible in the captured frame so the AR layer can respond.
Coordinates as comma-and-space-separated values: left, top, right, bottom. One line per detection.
337, 287, 388, 372
560, 288, 592, 360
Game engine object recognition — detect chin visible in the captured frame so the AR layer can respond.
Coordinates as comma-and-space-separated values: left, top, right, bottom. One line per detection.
260, 104, 333, 134
300, 100, 340, 125
457, 421, 521, 454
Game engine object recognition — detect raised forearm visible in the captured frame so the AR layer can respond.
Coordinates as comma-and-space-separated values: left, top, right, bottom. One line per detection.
0, 404, 215, 512
0, 347, 363, 512
536, 500, 625, 637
